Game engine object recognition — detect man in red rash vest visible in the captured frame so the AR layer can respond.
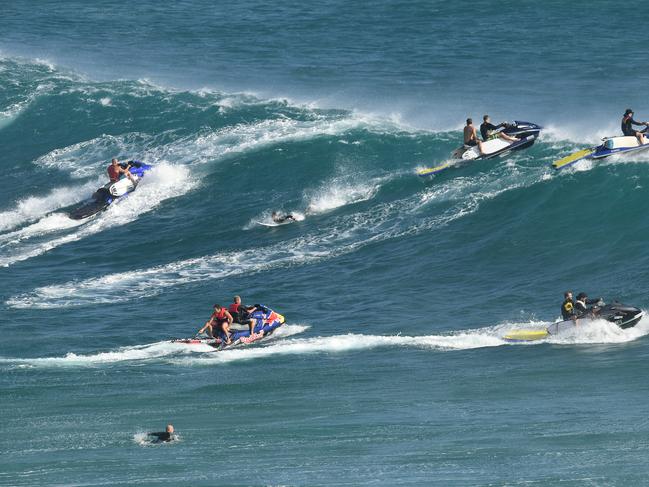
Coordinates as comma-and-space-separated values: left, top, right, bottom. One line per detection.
107, 158, 134, 183
198, 304, 233, 343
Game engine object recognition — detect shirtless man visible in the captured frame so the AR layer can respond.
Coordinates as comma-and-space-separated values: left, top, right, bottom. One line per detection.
463, 118, 484, 155
107, 158, 135, 183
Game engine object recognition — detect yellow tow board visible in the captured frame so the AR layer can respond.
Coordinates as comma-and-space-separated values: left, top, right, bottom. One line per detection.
417, 161, 455, 177
552, 148, 594, 170
503, 329, 549, 342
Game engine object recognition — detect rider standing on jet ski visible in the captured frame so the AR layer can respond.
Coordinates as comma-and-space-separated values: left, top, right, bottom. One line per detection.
480, 115, 518, 143
621, 109, 648, 146
107, 158, 135, 183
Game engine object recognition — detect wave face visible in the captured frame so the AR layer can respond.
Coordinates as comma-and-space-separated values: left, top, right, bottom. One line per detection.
3, 4, 649, 484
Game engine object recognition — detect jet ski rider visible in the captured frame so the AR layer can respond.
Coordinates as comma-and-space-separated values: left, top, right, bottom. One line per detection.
621, 109, 648, 146
198, 304, 233, 344
480, 115, 518, 143
229, 295, 258, 336
463, 118, 484, 155
574, 292, 602, 318
561, 291, 576, 320
272, 211, 296, 224
107, 158, 135, 184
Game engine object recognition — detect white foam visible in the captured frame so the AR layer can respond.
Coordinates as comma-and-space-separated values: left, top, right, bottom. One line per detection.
0, 164, 196, 267
9, 161, 548, 307
0, 179, 100, 232
0, 324, 309, 367
306, 177, 381, 214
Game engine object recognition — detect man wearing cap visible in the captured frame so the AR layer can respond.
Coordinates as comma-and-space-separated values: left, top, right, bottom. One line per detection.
621, 109, 648, 146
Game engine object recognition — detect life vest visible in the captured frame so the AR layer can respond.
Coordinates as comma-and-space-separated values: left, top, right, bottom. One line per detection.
107, 165, 121, 182
228, 303, 240, 314
211, 308, 227, 321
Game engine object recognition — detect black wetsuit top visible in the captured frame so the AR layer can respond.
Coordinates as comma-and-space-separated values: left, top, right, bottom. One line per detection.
149, 432, 173, 442
273, 214, 295, 223
480, 122, 504, 141
622, 115, 644, 136
561, 299, 575, 320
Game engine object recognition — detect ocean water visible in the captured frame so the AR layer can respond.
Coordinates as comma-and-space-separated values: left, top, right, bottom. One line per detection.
2, 2, 649, 485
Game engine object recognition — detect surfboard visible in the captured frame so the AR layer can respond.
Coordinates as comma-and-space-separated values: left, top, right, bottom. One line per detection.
256, 220, 294, 227
552, 148, 594, 170
503, 329, 549, 342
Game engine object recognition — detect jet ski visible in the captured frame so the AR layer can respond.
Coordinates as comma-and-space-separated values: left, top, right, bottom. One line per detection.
418, 121, 542, 176
174, 305, 285, 351
68, 160, 152, 220
503, 300, 643, 342
553, 129, 649, 170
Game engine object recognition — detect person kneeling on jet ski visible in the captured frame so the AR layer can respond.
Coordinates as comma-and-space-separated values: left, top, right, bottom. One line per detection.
480, 115, 518, 142
107, 158, 135, 184
198, 304, 233, 344
463, 118, 485, 155
229, 295, 258, 336
272, 211, 296, 224
621, 109, 648, 146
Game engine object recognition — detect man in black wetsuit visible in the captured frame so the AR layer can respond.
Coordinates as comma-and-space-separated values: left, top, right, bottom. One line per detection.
480, 115, 518, 142
272, 211, 296, 224
574, 292, 602, 318
621, 109, 648, 146
148, 424, 175, 443
561, 291, 576, 321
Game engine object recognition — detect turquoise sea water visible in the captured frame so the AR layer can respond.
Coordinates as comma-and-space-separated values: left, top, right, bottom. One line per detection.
2, 2, 649, 485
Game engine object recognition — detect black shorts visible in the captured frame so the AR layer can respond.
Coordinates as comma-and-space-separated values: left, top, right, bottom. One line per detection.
465, 140, 478, 147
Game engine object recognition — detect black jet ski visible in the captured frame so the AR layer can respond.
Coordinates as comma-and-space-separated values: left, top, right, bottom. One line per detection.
504, 300, 643, 342
68, 160, 152, 220
418, 121, 542, 176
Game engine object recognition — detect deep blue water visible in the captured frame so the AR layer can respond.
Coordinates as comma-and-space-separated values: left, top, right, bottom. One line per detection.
2, 2, 649, 485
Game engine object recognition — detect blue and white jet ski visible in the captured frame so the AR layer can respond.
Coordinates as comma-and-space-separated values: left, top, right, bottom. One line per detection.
175, 305, 285, 351
418, 121, 542, 176
68, 160, 152, 219
553, 129, 649, 170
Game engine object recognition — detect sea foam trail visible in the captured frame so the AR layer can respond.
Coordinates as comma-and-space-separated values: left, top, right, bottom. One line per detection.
0, 324, 310, 368
0, 180, 101, 233
3, 318, 646, 369
8, 162, 544, 307
0, 164, 196, 267
305, 174, 385, 214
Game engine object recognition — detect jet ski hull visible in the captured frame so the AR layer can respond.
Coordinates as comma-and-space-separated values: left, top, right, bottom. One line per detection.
418, 121, 542, 177
553, 132, 649, 169
68, 160, 152, 220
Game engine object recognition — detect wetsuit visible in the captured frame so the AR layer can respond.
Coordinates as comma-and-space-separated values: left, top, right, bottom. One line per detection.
480, 122, 505, 141
273, 214, 295, 224
575, 298, 600, 317
148, 431, 173, 443
622, 115, 645, 136
561, 298, 576, 320
229, 303, 254, 325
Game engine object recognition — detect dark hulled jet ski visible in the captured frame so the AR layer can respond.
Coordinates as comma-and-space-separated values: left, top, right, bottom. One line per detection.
504, 300, 644, 342
68, 160, 152, 220
174, 305, 285, 351
418, 121, 542, 176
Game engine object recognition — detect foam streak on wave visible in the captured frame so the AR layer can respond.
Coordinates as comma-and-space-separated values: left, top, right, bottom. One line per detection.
9, 164, 540, 307
0, 164, 196, 267
3, 318, 646, 369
